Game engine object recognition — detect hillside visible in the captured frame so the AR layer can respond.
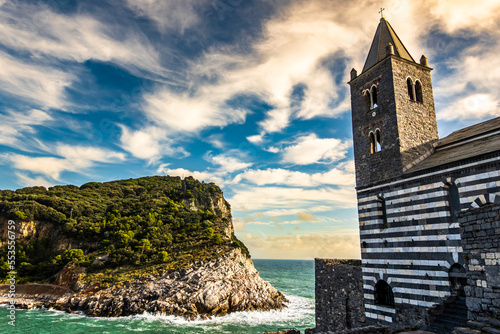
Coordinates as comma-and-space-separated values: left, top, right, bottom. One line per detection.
0, 176, 286, 318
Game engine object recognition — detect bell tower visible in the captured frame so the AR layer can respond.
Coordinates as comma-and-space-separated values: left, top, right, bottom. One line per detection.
348, 17, 438, 189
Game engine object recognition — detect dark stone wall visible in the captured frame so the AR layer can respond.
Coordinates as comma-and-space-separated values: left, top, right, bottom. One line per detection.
317, 325, 393, 334
315, 259, 365, 333
459, 203, 500, 321
349, 56, 437, 189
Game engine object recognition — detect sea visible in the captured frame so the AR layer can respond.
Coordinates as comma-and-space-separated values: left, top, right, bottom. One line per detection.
0, 260, 315, 334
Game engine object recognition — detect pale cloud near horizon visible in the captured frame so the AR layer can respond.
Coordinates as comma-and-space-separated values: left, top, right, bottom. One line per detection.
239, 231, 361, 260
228, 185, 356, 212
233, 165, 354, 187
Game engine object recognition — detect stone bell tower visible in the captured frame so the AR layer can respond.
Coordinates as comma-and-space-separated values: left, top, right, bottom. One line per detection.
348, 17, 438, 189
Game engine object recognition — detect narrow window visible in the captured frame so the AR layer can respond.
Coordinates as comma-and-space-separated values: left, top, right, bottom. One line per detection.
371, 86, 378, 109
365, 90, 372, 110
407, 78, 415, 101
378, 195, 388, 228
370, 132, 376, 154
448, 183, 460, 222
375, 280, 394, 307
415, 80, 423, 102
375, 129, 382, 152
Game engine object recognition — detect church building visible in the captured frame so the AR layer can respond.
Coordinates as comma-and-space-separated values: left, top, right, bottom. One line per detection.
341, 16, 500, 330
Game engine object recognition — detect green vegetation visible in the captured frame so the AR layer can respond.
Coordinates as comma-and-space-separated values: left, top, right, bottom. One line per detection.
0, 176, 248, 284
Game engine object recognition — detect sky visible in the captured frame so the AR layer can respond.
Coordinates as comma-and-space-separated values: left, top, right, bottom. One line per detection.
0, 0, 499, 260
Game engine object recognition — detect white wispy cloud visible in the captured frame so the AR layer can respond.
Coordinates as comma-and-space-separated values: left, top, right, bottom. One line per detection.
4, 144, 127, 181
281, 134, 351, 165
0, 50, 74, 109
15, 172, 54, 188
135, 0, 372, 137
0, 109, 52, 148
125, 0, 204, 33
232, 164, 355, 187
0, 1, 163, 79
120, 126, 189, 162
204, 150, 252, 173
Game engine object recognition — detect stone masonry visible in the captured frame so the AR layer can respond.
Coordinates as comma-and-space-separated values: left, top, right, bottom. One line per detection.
459, 203, 500, 323
315, 259, 365, 332
349, 56, 437, 189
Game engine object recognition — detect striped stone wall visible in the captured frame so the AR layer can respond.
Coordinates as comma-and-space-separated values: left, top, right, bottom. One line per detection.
357, 158, 500, 329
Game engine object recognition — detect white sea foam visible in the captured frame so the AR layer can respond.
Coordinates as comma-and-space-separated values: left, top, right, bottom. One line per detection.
121, 293, 314, 327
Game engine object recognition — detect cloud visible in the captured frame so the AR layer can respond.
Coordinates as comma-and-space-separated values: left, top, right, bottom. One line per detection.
281, 134, 351, 165
0, 1, 164, 79
4, 145, 127, 181
438, 94, 499, 121
237, 230, 361, 260
228, 185, 356, 212
232, 218, 245, 233
424, 0, 500, 33
434, 43, 500, 121
232, 165, 355, 187
143, 88, 248, 133
0, 50, 74, 109
136, 0, 372, 136
297, 212, 319, 222
204, 150, 252, 173
0, 109, 52, 148
125, 0, 204, 33
7, 155, 72, 181
120, 126, 188, 161
15, 172, 54, 188
156, 166, 224, 185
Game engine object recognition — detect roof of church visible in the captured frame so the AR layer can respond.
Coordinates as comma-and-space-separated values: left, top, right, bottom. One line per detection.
362, 18, 415, 73
406, 117, 500, 173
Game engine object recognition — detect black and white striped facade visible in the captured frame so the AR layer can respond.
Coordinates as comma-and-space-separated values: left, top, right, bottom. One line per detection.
359, 152, 500, 325
346, 17, 500, 329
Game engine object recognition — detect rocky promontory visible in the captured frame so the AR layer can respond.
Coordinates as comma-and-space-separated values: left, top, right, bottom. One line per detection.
0, 176, 287, 318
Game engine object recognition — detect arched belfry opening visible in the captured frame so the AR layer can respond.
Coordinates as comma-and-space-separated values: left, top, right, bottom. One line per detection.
407, 78, 415, 101
415, 80, 423, 102
374, 280, 394, 307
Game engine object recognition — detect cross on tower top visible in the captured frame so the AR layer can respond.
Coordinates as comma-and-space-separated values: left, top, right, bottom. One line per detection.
379, 7, 385, 18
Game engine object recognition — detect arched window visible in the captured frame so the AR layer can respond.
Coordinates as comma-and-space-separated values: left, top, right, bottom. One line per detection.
449, 264, 466, 296
407, 78, 415, 101
364, 90, 372, 110
375, 129, 382, 152
377, 195, 388, 228
375, 280, 394, 307
448, 183, 460, 222
415, 80, 423, 102
370, 132, 376, 154
371, 86, 378, 109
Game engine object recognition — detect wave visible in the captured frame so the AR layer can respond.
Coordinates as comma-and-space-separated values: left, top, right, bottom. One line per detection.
85, 293, 312, 325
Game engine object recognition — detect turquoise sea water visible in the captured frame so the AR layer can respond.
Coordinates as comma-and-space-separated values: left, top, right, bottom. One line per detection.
0, 260, 315, 334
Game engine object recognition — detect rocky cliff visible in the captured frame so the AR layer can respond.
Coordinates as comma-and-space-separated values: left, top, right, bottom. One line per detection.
0, 176, 287, 318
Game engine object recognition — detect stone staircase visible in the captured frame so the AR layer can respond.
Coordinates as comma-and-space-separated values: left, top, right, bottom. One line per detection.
426, 296, 468, 334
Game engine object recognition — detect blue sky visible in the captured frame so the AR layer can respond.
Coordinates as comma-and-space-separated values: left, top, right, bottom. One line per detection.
0, 0, 499, 259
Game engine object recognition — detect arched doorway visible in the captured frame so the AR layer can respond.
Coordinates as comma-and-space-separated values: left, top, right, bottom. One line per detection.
449, 264, 466, 296
374, 280, 395, 307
